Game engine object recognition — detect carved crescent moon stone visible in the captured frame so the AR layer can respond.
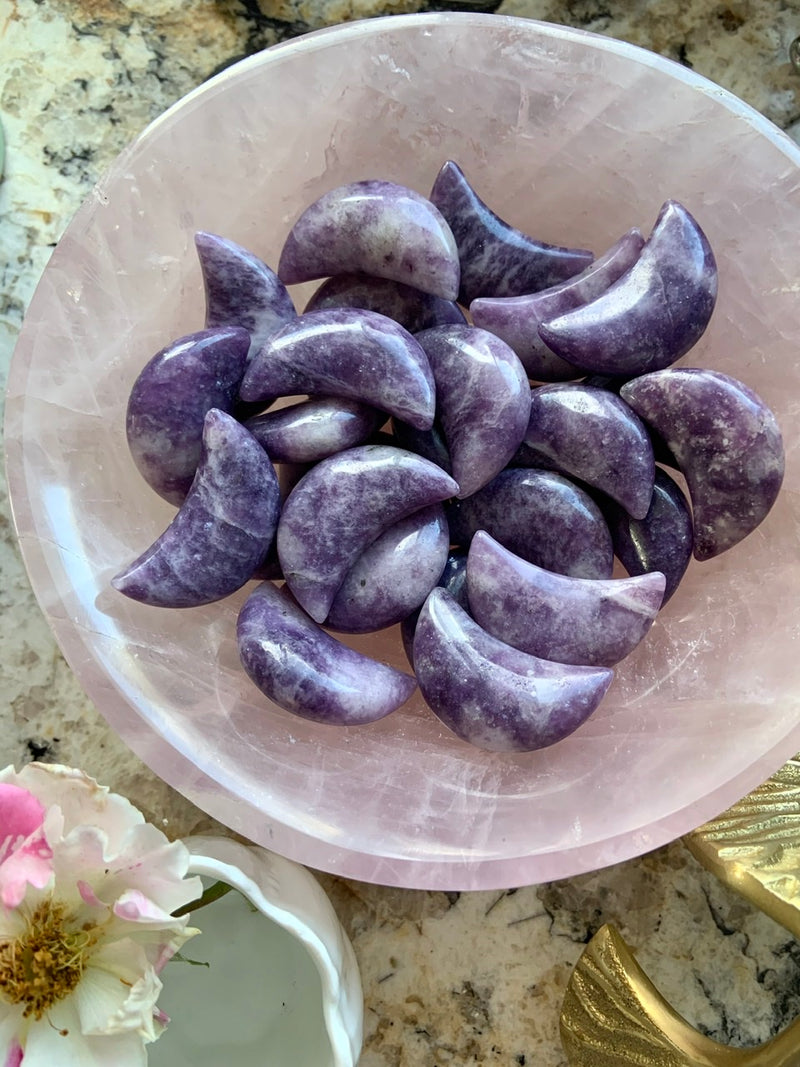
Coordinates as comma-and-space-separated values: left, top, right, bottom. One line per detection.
240, 307, 437, 431
470, 228, 644, 381
466, 531, 665, 667
538, 200, 718, 376
413, 588, 613, 753
126, 326, 250, 505
620, 369, 784, 560
195, 231, 297, 361
415, 324, 531, 498
429, 160, 593, 304
278, 180, 461, 300
238, 582, 416, 725
277, 445, 459, 623
113, 409, 280, 607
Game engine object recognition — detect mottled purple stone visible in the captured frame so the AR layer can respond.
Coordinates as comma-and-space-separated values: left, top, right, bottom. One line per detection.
390, 418, 452, 475
437, 551, 469, 609
304, 273, 466, 332
244, 396, 384, 464
582, 374, 680, 469
603, 467, 693, 603
326, 504, 449, 633
621, 369, 784, 561
195, 232, 297, 361
538, 201, 718, 376
521, 384, 655, 519
467, 531, 665, 667
415, 325, 531, 498
429, 160, 593, 305
448, 468, 613, 579
278, 180, 460, 300
471, 229, 644, 382
240, 308, 436, 431
251, 461, 315, 582
237, 582, 416, 725
400, 550, 467, 666
113, 410, 280, 607
126, 327, 250, 506
277, 444, 459, 623
413, 588, 613, 753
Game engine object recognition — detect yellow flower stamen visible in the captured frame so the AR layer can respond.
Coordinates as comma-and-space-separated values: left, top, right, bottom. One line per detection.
0, 900, 96, 1019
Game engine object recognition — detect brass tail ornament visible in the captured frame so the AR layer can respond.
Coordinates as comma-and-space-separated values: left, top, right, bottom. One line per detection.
560, 924, 800, 1066
561, 755, 800, 1066
685, 757, 800, 937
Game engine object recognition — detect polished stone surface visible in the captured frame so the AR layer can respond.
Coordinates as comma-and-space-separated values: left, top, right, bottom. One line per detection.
2, 3, 800, 1065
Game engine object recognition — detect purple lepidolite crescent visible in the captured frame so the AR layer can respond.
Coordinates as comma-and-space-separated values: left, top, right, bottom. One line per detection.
470, 228, 644, 381
244, 396, 384, 464
126, 326, 250, 506
448, 468, 614, 579
429, 160, 593, 305
238, 582, 416, 725
278, 180, 460, 300
277, 445, 459, 623
520, 383, 655, 519
195, 232, 297, 361
466, 531, 665, 667
538, 200, 717, 376
620, 369, 784, 561
326, 504, 449, 633
240, 308, 436, 431
304, 273, 465, 332
413, 588, 613, 753
602, 467, 693, 603
400, 549, 468, 668
415, 324, 531, 498
113, 409, 280, 607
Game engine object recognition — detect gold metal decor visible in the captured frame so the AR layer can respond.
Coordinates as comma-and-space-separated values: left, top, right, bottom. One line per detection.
685, 757, 800, 938
560, 756, 800, 1066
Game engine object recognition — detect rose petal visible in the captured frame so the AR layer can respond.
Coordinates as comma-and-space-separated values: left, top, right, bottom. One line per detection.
4, 1040, 23, 1067
0, 785, 45, 850
77, 940, 162, 1039
21, 1000, 85, 1067
0, 1009, 26, 1067
77, 880, 104, 908
21, 1010, 148, 1067
53, 827, 199, 920
0, 833, 53, 909
1, 766, 144, 850
152, 1005, 170, 1027
112, 889, 168, 923
0, 783, 52, 908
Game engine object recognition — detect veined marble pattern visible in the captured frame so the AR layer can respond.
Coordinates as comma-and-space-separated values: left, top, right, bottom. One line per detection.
2, 2, 799, 1064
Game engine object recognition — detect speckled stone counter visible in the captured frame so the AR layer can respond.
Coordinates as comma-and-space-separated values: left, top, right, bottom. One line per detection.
2, 2, 800, 1064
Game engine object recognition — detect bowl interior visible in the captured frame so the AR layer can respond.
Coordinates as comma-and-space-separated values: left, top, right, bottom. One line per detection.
7, 13, 800, 889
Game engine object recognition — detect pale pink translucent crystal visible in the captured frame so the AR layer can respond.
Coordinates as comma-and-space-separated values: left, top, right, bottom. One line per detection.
6, 14, 800, 890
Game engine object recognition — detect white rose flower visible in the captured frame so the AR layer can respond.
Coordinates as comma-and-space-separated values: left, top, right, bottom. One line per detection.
0, 764, 202, 1067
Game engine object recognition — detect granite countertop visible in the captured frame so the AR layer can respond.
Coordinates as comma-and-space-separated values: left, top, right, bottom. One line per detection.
2, 2, 800, 1064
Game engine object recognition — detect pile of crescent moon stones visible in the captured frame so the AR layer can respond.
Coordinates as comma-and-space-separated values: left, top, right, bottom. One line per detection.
113, 161, 785, 754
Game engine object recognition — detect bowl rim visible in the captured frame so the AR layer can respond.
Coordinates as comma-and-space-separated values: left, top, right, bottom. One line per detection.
7, 10, 800, 890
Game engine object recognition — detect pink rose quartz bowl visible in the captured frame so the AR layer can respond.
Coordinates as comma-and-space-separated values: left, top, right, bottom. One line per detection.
6, 13, 800, 891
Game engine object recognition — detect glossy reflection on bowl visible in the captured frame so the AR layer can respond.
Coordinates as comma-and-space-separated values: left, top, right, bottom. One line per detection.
7, 13, 800, 889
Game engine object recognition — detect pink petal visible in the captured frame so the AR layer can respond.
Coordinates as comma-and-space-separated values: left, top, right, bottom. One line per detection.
0, 784, 53, 908
0, 785, 45, 862
113, 890, 169, 924
4, 1038, 23, 1067
77, 880, 103, 907
0, 832, 53, 909
153, 1006, 170, 1026
153, 942, 178, 974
